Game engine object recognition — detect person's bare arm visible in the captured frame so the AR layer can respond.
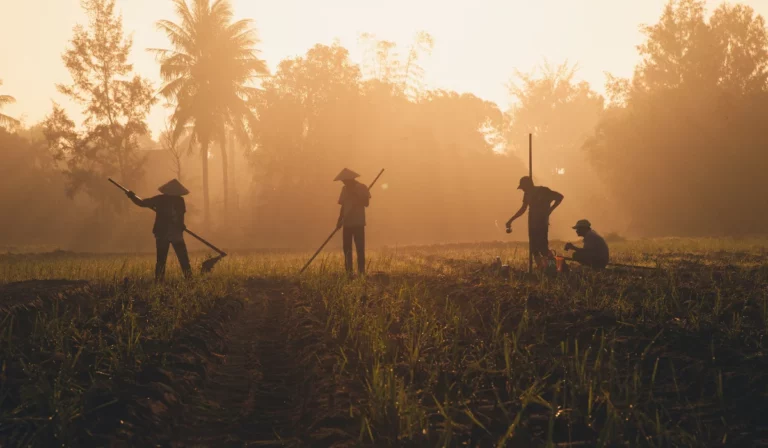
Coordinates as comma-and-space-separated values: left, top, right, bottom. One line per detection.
565, 242, 582, 253
127, 192, 159, 209
549, 191, 564, 214
506, 202, 528, 228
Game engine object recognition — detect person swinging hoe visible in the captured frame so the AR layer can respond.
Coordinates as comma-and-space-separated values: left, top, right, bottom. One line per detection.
125, 179, 192, 281
505, 176, 564, 266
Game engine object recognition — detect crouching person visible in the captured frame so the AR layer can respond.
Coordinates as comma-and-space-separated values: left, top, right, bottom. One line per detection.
565, 219, 609, 269
126, 179, 192, 281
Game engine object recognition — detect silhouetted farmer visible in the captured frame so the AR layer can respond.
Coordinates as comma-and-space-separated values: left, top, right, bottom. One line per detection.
335, 168, 371, 276
506, 176, 564, 260
126, 179, 192, 280
565, 219, 609, 269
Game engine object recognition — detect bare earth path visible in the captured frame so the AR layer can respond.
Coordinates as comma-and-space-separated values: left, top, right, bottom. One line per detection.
175, 280, 306, 447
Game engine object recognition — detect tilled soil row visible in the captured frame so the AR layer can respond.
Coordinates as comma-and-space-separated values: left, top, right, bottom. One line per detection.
0, 279, 244, 447
174, 279, 317, 447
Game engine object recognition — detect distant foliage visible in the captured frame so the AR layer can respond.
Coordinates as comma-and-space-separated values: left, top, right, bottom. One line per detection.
586, 0, 768, 236
43, 0, 155, 207
0, 79, 20, 130
249, 43, 523, 247
154, 0, 268, 226
0, 127, 84, 248
359, 31, 434, 100
504, 62, 609, 232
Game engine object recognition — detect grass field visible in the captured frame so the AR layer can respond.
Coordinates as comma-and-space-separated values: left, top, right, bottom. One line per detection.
1, 238, 768, 447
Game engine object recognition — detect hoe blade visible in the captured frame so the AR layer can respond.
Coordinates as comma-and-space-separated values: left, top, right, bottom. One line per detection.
201, 255, 225, 274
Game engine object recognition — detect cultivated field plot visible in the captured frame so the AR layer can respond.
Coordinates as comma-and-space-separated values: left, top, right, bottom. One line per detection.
1, 239, 768, 447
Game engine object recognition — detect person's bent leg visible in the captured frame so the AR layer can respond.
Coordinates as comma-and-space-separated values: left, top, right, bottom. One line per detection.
342, 227, 354, 274
155, 239, 171, 281
172, 240, 193, 278
354, 227, 365, 275
573, 251, 603, 269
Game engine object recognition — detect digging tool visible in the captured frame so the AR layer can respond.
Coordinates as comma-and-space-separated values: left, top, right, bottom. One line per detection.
108, 178, 228, 273
299, 169, 385, 275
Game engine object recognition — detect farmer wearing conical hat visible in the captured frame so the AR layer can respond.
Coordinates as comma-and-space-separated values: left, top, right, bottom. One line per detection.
335, 168, 371, 276
126, 179, 192, 280
565, 219, 609, 269
505, 176, 564, 262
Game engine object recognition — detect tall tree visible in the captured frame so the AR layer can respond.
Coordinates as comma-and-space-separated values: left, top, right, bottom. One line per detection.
359, 31, 434, 99
43, 0, 155, 206
159, 118, 192, 181
0, 80, 20, 129
506, 62, 604, 174
401, 31, 434, 100
587, 0, 768, 236
505, 62, 606, 233
709, 3, 768, 93
153, 0, 268, 227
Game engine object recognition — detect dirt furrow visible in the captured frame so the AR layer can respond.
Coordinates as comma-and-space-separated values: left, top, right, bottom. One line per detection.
175, 281, 305, 447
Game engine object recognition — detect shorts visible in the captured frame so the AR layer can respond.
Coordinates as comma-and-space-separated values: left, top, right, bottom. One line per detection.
529, 224, 549, 258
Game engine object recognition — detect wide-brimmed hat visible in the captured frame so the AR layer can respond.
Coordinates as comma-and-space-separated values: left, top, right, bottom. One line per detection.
334, 168, 360, 182
572, 219, 592, 229
517, 176, 533, 190
158, 179, 190, 196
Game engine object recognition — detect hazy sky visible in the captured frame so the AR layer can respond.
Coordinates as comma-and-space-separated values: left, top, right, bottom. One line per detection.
2, 0, 766, 139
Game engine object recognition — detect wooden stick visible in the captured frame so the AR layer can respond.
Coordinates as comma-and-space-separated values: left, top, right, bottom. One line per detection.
108, 178, 227, 257
528, 133, 533, 275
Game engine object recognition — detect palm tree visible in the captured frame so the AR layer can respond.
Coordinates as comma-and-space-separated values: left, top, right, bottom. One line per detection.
0, 80, 20, 130
153, 0, 267, 227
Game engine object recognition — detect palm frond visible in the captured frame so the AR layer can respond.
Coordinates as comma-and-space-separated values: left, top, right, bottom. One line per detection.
0, 113, 20, 128
156, 20, 196, 54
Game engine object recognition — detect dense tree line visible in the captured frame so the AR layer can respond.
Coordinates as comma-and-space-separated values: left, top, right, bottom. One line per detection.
586, 0, 768, 236
1, 0, 767, 250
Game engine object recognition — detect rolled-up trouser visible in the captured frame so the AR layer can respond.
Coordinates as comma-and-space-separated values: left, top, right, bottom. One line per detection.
156, 238, 192, 280
572, 250, 608, 269
529, 223, 549, 259
342, 226, 365, 274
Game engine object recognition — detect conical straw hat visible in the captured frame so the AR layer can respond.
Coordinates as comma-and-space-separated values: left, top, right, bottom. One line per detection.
334, 168, 360, 182
158, 179, 190, 196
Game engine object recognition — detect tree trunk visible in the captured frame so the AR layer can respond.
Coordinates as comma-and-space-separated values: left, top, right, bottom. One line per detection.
202, 140, 210, 228
230, 133, 237, 212
220, 136, 229, 215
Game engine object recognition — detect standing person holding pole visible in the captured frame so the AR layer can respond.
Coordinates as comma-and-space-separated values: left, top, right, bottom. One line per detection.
298, 169, 384, 276
505, 176, 564, 267
124, 179, 193, 281
335, 168, 372, 276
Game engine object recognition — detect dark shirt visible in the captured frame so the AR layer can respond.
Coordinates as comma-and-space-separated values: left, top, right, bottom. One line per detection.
583, 229, 610, 266
133, 194, 186, 240
523, 186, 561, 228
338, 181, 371, 227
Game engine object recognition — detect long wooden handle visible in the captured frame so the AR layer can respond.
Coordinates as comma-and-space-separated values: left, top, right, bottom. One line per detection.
184, 228, 227, 256
108, 178, 130, 194
108, 178, 226, 257
298, 228, 340, 274
299, 169, 385, 275
368, 169, 385, 190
